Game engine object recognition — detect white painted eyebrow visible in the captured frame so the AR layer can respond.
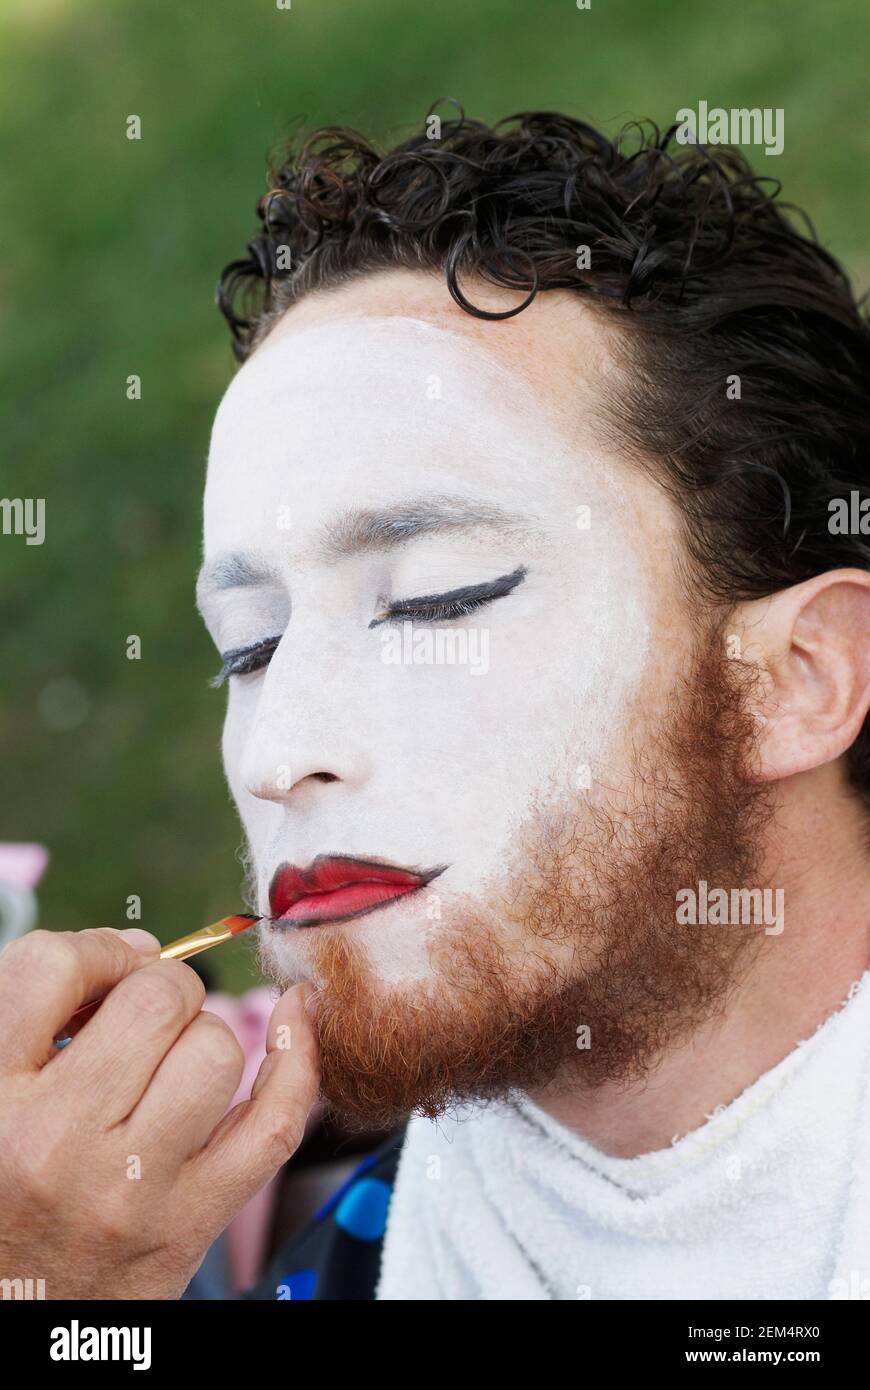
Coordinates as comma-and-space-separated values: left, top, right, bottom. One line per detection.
196, 550, 279, 614
318, 494, 538, 560
196, 494, 543, 610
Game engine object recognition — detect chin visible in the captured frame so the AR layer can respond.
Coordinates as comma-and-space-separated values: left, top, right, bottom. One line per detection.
256, 911, 439, 991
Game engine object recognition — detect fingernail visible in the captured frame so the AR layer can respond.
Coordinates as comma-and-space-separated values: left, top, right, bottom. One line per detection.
118, 928, 161, 954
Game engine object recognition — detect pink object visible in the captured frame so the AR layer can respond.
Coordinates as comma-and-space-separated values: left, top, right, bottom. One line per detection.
0, 843, 49, 890
203, 988, 276, 1292
203, 987, 322, 1292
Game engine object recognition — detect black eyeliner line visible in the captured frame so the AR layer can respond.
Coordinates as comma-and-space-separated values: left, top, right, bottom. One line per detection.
210, 635, 282, 687
212, 562, 529, 683
368, 565, 528, 628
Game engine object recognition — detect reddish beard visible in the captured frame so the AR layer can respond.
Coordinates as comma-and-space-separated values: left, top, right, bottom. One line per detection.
259, 631, 775, 1131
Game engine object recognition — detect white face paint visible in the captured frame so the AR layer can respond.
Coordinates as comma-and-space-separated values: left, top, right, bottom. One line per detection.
200, 305, 653, 987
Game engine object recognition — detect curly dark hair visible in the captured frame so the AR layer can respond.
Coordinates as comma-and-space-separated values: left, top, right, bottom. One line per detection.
216, 108, 870, 808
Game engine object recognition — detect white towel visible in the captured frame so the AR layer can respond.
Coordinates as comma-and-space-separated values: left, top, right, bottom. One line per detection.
377, 970, 870, 1300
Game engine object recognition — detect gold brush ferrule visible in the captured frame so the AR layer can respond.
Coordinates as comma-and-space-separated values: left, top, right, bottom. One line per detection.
158, 915, 256, 962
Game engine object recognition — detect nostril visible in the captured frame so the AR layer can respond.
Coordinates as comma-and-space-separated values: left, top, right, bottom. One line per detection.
310, 771, 339, 783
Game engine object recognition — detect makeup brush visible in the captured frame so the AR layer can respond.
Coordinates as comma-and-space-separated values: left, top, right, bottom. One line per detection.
55, 913, 259, 1044
157, 913, 258, 962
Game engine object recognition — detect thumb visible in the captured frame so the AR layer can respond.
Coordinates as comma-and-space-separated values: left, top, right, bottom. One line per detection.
185, 983, 321, 1230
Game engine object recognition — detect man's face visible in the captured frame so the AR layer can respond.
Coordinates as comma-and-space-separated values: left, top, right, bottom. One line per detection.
200, 273, 766, 1125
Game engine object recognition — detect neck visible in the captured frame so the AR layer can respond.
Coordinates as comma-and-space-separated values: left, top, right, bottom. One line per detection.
527, 771, 870, 1158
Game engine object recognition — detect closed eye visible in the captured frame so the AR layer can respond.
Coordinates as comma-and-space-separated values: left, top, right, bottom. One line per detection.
210, 635, 282, 688
210, 566, 528, 685
369, 566, 527, 628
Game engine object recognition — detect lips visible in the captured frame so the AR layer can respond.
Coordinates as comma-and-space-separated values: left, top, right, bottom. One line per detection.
268, 855, 445, 928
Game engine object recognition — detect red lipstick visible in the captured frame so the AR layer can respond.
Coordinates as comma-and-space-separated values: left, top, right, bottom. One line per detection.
268, 856, 445, 929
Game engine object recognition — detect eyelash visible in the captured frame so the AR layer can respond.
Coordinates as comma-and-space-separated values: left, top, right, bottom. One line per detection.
211, 567, 527, 686
369, 592, 498, 628
211, 636, 281, 688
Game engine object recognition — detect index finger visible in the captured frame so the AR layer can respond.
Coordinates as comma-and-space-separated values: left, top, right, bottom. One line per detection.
0, 927, 161, 1071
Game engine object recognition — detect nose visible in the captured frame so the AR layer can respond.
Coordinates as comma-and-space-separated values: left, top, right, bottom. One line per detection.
237, 638, 374, 806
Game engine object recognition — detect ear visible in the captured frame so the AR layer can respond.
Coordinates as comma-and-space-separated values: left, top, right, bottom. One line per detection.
734, 569, 870, 783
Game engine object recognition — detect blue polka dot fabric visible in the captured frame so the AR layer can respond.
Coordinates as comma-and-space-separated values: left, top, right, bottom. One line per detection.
276, 1268, 318, 1300
252, 1127, 405, 1302
334, 1177, 392, 1241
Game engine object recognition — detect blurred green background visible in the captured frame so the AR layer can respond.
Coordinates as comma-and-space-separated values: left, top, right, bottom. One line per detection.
1, 0, 867, 990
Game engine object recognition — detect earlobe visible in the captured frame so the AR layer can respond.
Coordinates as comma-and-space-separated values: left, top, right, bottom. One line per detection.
739, 569, 870, 785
